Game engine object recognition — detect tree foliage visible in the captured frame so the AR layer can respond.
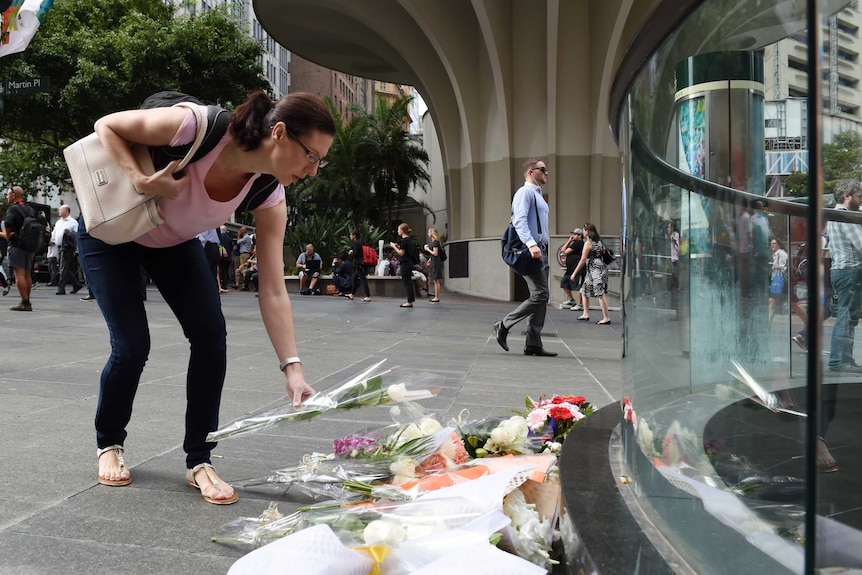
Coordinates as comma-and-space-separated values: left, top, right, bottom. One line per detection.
0, 0, 269, 195
783, 171, 807, 197
823, 131, 862, 192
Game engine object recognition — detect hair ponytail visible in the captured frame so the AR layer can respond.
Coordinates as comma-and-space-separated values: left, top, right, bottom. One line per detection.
230, 91, 336, 152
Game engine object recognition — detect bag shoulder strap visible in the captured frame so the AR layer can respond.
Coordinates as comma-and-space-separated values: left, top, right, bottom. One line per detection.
150, 105, 229, 169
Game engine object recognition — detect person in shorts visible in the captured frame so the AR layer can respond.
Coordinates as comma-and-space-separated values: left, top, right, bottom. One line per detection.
1, 186, 37, 311
297, 244, 323, 295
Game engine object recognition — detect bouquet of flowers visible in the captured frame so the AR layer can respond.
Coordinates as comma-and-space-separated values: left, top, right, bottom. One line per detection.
232, 420, 450, 500
214, 468, 528, 552
208, 361, 442, 442
515, 394, 595, 455
457, 415, 537, 458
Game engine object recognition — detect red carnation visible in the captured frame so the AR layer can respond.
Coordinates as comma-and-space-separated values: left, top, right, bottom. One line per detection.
571, 396, 587, 406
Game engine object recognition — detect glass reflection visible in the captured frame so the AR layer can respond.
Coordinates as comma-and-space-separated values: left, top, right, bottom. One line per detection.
619, 0, 862, 573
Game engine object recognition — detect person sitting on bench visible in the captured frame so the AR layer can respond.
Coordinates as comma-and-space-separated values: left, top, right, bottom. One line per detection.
297, 244, 323, 295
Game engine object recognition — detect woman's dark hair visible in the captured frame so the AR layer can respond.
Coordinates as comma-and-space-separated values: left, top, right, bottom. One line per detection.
349, 229, 361, 241
230, 91, 336, 151
585, 223, 600, 242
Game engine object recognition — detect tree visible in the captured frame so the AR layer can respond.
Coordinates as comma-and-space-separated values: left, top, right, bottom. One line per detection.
823, 131, 862, 192
783, 171, 807, 197
288, 99, 378, 221
366, 94, 430, 232
287, 94, 431, 238
0, 0, 270, 195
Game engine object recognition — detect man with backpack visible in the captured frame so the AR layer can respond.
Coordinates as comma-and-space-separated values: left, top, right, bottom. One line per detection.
1, 186, 48, 311
349, 230, 373, 302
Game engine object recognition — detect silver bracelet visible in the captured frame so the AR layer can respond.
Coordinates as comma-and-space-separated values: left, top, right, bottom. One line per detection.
278, 356, 301, 372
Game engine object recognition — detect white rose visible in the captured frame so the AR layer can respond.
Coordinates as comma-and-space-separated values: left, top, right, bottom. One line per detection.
395, 423, 422, 446
389, 456, 416, 478
490, 424, 516, 447
363, 519, 406, 546
418, 417, 442, 435
507, 416, 529, 438
387, 383, 407, 402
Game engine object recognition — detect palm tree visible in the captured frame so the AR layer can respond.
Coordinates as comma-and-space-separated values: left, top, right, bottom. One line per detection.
366, 94, 431, 232
288, 99, 377, 220
285, 94, 431, 237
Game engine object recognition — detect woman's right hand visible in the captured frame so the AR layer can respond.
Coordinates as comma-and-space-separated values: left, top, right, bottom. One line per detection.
284, 363, 315, 407
135, 160, 189, 199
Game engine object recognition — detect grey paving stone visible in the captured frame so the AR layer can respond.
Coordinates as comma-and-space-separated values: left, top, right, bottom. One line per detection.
0, 289, 621, 574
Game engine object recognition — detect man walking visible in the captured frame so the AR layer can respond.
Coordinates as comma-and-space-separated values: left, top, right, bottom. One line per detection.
52, 205, 83, 295
493, 159, 557, 357
1, 186, 36, 310
826, 179, 862, 374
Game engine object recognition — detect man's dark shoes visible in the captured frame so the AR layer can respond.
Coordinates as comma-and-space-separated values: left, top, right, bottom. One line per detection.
493, 321, 509, 352
55, 291, 66, 295
524, 345, 557, 357
10, 302, 32, 311
71, 285, 82, 294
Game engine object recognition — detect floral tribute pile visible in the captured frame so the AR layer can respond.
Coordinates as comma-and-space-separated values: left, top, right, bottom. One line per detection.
212, 362, 594, 575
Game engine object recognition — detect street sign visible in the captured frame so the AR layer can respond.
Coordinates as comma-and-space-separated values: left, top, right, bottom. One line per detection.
0, 76, 50, 95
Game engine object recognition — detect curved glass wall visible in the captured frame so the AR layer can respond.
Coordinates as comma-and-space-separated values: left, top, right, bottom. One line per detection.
618, 0, 862, 573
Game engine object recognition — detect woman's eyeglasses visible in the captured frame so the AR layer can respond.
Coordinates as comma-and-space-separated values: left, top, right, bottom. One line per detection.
286, 128, 329, 168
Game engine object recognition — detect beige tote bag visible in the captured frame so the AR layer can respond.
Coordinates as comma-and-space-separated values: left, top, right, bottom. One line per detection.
63, 102, 207, 245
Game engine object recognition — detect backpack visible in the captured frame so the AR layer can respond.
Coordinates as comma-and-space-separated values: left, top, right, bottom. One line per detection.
15, 204, 50, 253
361, 244, 378, 267
439, 245, 447, 262
140, 91, 279, 214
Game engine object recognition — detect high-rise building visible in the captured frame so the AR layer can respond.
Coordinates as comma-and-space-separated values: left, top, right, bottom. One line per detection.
168, 0, 290, 98
764, 2, 862, 143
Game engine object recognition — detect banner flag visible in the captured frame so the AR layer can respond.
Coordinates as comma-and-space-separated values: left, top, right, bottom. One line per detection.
0, 0, 53, 59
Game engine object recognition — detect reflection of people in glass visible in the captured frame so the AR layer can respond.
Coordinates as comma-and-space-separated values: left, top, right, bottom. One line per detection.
667, 221, 680, 293
736, 205, 753, 298
819, 180, 862, 472
767, 239, 788, 324
825, 180, 862, 374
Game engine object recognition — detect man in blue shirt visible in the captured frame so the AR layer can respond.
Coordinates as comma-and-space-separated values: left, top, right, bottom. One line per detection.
493, 159, 557, 357
297, 244, 324, 295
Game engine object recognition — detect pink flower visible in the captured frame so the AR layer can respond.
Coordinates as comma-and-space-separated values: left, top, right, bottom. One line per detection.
526, 408, 549, 431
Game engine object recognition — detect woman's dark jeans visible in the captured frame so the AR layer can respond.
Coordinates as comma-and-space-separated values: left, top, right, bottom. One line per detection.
78, 220, 227, 468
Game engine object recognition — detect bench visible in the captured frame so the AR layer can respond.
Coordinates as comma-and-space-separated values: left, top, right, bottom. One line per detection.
283, 274, 407, 297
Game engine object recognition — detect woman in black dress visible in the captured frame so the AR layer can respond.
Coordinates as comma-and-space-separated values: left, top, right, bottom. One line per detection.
390, 223, 416, 307
424, 227, 443, 303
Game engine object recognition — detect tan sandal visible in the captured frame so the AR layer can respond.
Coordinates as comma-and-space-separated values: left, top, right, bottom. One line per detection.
97, 445, 132, 486
187, 463, 238, 505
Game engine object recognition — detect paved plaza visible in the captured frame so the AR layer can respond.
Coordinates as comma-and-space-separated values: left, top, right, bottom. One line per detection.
0, 285, 621, 574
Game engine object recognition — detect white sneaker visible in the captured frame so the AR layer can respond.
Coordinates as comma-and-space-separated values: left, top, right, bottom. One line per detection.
561, 300, 575, 307
570, 305, 583, 311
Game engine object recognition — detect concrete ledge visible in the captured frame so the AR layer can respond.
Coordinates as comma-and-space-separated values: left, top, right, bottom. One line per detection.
283, 274, 408, 297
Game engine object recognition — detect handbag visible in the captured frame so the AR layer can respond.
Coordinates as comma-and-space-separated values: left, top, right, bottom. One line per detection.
63, 102, 208, 245
770, 270, 786, 295
501, 194, 542, 276
600, 243, 616, 265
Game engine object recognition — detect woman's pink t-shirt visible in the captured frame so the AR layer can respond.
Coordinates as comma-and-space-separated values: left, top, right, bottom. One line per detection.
135, 108, 285, 248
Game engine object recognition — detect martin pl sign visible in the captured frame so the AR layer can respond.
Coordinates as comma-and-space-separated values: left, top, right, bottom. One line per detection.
0, 76, 50, 95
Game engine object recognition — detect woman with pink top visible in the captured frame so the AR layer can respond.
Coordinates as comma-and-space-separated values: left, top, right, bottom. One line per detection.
78, 91, 335, 504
